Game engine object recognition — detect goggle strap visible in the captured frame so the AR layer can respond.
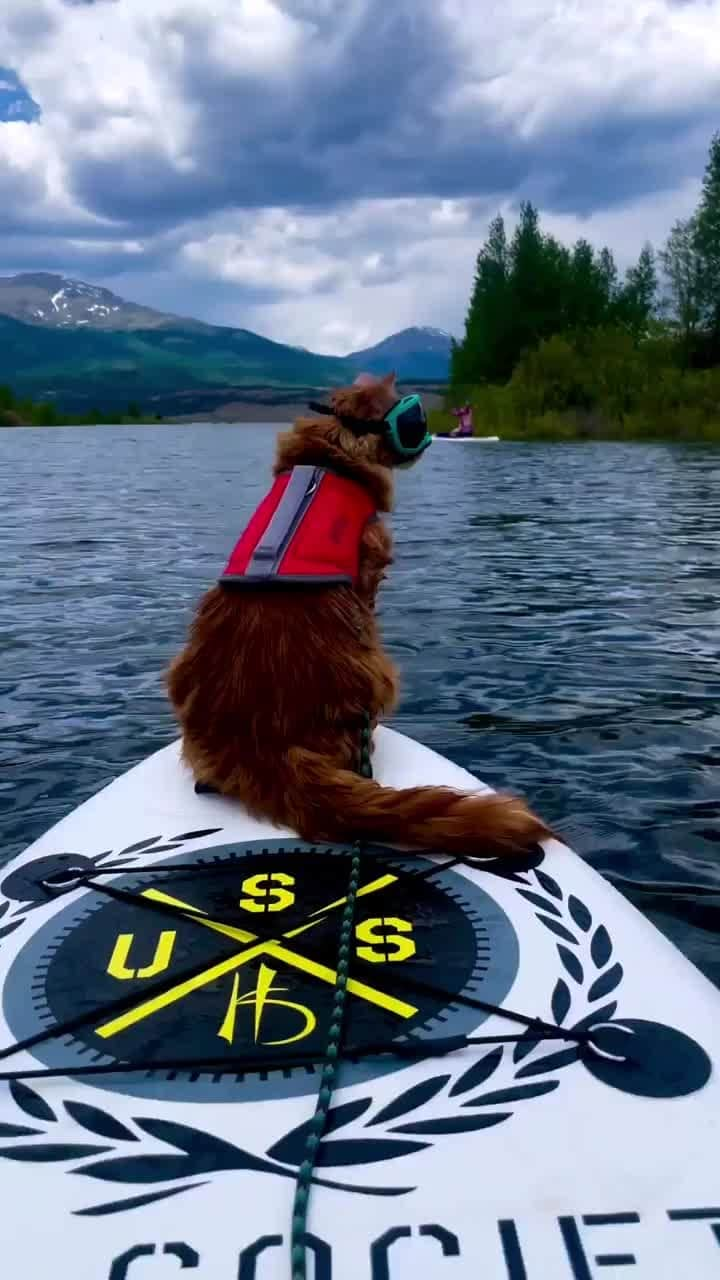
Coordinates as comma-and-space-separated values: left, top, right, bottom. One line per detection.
307, 398, 430, 456
307, 401, 383, 436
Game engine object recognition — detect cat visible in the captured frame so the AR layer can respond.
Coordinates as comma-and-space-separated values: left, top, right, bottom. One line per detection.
166, 372, 548, 856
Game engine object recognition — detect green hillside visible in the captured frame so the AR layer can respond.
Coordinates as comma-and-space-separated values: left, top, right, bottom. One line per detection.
0, 315, 353, 413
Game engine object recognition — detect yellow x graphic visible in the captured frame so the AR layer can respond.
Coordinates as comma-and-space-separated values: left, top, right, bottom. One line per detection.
96, 872, 418, 1040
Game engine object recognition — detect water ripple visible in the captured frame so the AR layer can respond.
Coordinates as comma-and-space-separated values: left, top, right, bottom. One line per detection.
2, 428, 720, 985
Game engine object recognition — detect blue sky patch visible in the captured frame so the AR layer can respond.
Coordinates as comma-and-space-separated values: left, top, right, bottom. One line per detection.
0, 68, 40, 124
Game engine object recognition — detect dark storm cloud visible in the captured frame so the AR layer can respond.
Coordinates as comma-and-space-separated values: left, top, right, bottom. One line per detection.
0, 164, 49, 224
1, 0, 718, 332
69, 1, 464, 222
524, 108, 717, 216
0, 228, 171, 281
63, 0, 714, 240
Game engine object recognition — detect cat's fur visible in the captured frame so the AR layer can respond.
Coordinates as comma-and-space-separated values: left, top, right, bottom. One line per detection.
166, 373, 548, 856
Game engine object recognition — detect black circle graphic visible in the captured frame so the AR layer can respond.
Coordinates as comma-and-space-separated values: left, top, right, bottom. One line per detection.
4, 842, 519, 1102
1, 854, 97, 906
583, 1019, 713, 1098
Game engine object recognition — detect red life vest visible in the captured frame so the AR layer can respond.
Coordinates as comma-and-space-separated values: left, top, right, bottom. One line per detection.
219, 465, 377, 589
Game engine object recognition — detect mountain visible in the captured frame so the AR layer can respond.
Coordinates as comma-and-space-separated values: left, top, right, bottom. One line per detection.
0, 273, 210, 333
0, 275, 449, 413
348, 327, 453, 380
0, 314, 355, 414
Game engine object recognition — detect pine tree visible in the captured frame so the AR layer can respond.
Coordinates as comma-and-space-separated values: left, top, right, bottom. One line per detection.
540, 235, 572, 333
694, 130, 720, 336
452, 214, 511, 385
508, 202, 547, 356
618, 243, 657, 338
598, 247, 619, 303
634, 243, 658, 317
659, 218, 703, 363
508, 205, 579, 355
567, 239, 611, 331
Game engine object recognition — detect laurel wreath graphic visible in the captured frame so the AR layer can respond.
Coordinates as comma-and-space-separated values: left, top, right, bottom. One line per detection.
0, 829, 224, 937
0, 844, 628, 1216
0, 899, 32, 946
0, 848, 139, 960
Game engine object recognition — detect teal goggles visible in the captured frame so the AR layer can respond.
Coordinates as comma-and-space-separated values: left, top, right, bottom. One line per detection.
309, 392, 432, 461
381, 395, 433, 459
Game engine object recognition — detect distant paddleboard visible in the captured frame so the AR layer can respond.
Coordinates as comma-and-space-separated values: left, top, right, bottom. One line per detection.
434, 434, 500, 442
0, 726, 717, 1278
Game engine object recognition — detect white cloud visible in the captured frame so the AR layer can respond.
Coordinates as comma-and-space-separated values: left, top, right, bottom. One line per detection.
202, 0, 305, 72
430, 200, 470, 228
182, 227, 341, 293
67, 236, 146, 256
442, 0, 720, 137
210, 180, 706, 352
541, 177, 703, 264
0, 118, 98, 227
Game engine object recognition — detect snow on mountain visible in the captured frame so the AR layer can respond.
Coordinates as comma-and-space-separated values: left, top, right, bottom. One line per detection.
0, 274, 206, 333
0, 275, 452, 381
347, 326, 453, 379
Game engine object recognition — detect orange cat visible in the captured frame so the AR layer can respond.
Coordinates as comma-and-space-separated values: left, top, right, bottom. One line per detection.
166, 373, 548, 856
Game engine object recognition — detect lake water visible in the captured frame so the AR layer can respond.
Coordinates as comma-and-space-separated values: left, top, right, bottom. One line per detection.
2, 426, 720, 987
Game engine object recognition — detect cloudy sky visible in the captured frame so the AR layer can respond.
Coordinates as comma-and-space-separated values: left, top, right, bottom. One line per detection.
0, 0, 718, 354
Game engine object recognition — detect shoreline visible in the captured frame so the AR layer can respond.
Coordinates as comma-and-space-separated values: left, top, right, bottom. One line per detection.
4, 419, 720, 442
0, 386, 448, 428
3, 391, 720, 440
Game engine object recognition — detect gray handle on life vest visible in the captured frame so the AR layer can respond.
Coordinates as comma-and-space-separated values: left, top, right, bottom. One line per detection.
246, 465, 321, 575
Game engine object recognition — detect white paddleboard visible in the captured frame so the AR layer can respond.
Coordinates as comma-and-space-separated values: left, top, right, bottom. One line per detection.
0, 727, 718, 1280
433, 435, 501, 443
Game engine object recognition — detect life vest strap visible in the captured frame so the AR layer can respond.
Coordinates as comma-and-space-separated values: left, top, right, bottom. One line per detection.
244, 465, 319, 577
219, 464, 373, 590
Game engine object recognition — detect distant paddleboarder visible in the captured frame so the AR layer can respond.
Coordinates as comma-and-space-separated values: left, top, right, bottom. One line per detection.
437, 402, 474, 438
450, 403, 474, 436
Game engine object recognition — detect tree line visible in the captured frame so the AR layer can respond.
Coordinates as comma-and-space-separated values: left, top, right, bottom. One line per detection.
444, 130, 720, 439
0, 385, 156, 427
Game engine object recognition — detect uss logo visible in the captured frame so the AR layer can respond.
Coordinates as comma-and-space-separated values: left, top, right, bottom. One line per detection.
102, 870, 419, 1049
4, 840, 516, 1103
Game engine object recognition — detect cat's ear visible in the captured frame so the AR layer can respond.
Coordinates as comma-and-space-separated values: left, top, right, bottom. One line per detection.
353, 372, 377, 387
381, 371, 397, 390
